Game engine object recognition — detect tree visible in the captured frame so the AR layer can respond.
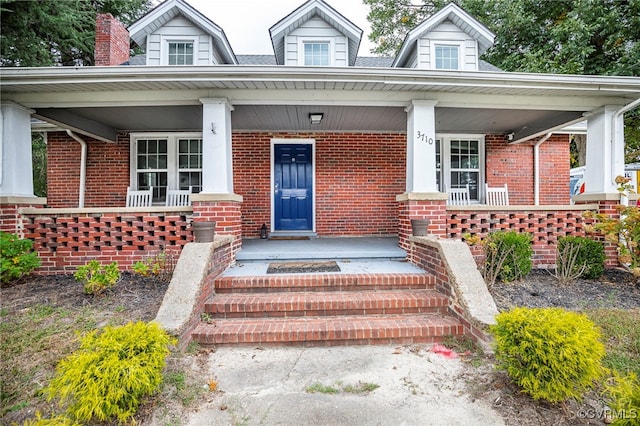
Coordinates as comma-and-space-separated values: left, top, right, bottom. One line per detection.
0, 0, 152, 67
364, 0, 640, 161
365, 0, 640, 77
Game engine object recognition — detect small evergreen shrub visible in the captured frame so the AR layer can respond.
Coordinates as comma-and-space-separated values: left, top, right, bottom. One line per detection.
74, 260, 120, 295
605, 372, 640, 425
22, 412, 79, 425
557, 236, 605, 280
45, 321, 176, 424
0, 231, 41, 284
483, 231, 533, 284
491, 307, 605, 403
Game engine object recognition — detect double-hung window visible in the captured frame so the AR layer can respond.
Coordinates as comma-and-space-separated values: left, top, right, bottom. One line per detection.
131, 133, 202, 203
436, 135, 485, 202
431, 41, 463, 70
163, 37, 197, 65
297, 38, 332, 66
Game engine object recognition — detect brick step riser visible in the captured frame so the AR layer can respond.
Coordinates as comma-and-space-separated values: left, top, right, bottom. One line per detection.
192, 336, 452, 347
214, 275, 435, 294
205, 292, 450, 318
208, 306, 449, 319
192, 319, 464, 347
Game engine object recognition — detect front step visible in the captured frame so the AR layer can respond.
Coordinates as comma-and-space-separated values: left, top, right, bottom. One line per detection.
192, 314, 463, 346
207, 290, 449, 318
191, 268, 464, 347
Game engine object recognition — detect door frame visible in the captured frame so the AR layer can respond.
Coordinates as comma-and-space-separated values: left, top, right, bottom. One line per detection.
270, 138, 316, 233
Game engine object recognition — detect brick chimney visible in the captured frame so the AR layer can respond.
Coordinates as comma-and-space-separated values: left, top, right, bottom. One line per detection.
95, 13, 130, 66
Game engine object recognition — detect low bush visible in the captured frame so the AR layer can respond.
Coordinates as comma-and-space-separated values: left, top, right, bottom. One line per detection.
483, 231, 533, 285
0, 231, 41, 284
74, 260, 120, 295
604, 372, 640, 425
556, 236, 605, 281
491, 307, 605, 403
45, 321, 176, 424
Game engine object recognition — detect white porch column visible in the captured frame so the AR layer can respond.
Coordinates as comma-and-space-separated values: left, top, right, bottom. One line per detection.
584, 105, 625, 194
200, 98, 234, 194
0, 102, 35, 197
405, 100, 438, 193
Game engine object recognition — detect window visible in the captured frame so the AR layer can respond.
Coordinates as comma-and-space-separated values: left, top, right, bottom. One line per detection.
304, 42, 329, 66
436, 135, 484, 202
431, 42, 463, 70
303, 42, 330, 66
131, 134, 202, 203
168, 41, 194, 65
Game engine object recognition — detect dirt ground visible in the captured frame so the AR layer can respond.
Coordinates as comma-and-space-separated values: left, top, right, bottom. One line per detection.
1, 268, 638, 425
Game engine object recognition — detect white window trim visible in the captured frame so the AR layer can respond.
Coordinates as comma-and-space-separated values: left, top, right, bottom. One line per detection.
129, 132, 203, 192
160, 36, 198, 66
430, 40, 464, 70
437, 134, 485, 202
270, 138, 316, 232
297, 37, 334, 66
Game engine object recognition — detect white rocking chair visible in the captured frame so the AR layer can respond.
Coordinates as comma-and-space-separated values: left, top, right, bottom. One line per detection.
165, 186, 192, 207
126, 186, 153, 207
448, 184, 470, 205
485, 183, 509, 206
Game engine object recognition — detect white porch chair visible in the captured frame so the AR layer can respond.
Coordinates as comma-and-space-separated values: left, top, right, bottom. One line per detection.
126, 186, 153, 207
448, 184, 470, 205
165, 186, 192, 206
485, 183, 509, 205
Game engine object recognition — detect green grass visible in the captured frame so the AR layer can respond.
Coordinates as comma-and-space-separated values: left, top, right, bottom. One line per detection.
305, 381, 379, 395
586, 308, 640, 377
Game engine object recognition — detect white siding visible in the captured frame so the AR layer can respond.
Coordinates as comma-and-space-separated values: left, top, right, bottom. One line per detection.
147, 16, 214, 65
285, 17, 347, 66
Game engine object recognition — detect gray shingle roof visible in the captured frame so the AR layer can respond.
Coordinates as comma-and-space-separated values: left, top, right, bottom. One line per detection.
126, 53, 501, 71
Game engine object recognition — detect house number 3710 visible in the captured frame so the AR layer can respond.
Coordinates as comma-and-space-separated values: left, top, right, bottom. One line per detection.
416, 131, 434, 144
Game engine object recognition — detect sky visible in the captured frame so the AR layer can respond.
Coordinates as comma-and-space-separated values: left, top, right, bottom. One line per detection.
185, 0, 376, 56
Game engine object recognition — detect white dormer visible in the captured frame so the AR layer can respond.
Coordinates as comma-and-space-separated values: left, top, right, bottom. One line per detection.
269, 0, 363, 67
128, 0, 237, 65
393, 3, 494, 70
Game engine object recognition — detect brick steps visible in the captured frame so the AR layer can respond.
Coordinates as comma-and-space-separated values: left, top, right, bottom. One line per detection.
214, 272, 435, 293
206, 290, 449, 318
191, 270, 463, 347
192, 314, 464, 346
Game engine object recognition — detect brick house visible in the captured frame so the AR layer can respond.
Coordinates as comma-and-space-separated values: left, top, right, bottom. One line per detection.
1, 0, 640, 274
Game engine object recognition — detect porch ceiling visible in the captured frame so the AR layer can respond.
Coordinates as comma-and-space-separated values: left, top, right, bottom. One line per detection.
33, 104, 585, 136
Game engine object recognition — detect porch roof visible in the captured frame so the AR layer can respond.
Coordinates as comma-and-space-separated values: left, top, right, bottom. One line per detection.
2, 66, 639, 143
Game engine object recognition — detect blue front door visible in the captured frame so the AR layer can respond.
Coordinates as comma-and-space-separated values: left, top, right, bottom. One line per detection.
274, 144, 313, 231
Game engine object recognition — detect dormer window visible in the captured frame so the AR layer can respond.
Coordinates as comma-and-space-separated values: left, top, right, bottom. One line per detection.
435, 44, 458, 70
168, 41, 194, 65
162, 36, 198, 65
297, 38, 334, 66
304, 42, 329, 66
433, 42, 463, 70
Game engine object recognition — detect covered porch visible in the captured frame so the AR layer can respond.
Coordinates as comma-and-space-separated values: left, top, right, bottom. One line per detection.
1, 67, 638, 273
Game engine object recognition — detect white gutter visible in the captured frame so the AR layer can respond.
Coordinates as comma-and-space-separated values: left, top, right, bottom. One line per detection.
66, 130, 87, 208
534, 133, 552, 206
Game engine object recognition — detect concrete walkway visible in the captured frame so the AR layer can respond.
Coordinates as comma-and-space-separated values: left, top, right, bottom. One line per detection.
179, 345, 504, 426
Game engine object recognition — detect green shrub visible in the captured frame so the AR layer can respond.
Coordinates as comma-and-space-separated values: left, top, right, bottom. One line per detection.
45, 321, 176, 424
22, 412, 79, 425
605, 372, 640, 425
584, 205, 640, 276
73, 260, 120, 295
491, 307, 605, 403
0, 231, 41, 284
557, 236, 605, 280
132, 250, 176, 281
483, 231, 533, 284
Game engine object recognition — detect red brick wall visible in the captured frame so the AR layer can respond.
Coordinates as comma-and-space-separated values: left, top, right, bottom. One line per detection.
47, 132, 130, 208
95, 13, 130, 66
485, 134, 569, 205
233, 132, 406, 237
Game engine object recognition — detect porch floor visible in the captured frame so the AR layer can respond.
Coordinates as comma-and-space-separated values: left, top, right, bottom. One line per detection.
232, 236, 413, 276
236, 236, 406, 262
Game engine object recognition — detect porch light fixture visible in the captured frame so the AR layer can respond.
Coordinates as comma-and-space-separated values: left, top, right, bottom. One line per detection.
309, 113, 324, 125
